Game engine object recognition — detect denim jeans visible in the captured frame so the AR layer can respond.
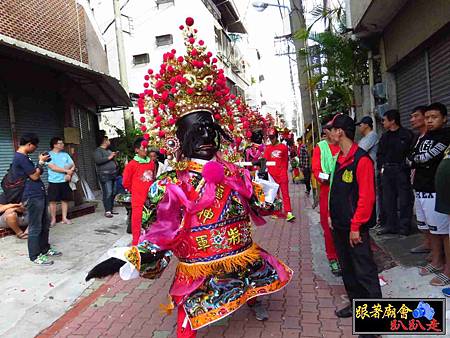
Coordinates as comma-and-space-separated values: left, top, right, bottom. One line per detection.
100, 179, 115, 212
27, 196, 50, 261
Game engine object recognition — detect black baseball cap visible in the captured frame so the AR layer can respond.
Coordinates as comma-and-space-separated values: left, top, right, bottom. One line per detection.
331, 114, 355, 134
355, 116, 373, 128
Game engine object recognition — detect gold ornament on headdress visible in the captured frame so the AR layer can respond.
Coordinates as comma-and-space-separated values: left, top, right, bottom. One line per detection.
136, 17, 236, 156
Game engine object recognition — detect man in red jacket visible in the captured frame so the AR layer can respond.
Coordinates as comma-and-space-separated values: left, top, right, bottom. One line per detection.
264, 128, 295, 222
122, 137, 155, 245
329, 114, 381, 320
312, 123, 341, 276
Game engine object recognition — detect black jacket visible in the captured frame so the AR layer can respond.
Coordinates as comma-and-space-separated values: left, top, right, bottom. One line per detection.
410, 127, 450, 192
377, 127, 414, 170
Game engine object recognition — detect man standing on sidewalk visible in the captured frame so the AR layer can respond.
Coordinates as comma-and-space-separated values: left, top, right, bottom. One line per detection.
94, 136, 119, 218
297, 137, 311, 195
376, 110, 414, 236
329, 115, 381, 321
409, 106, 430, 254
356, 116, 385, 230
264, 128, 296, 222
12, 133, 62, 265
356, 116, 378, 162
312, 123, 341, 276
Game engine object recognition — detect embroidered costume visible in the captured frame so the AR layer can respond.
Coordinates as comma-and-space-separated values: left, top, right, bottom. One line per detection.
88, 17, 292, 338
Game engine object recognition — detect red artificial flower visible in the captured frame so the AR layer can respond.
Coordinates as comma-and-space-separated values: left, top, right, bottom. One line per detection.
212, 58, 218, 63
161, 91, 169, 101
144, 75, 150, 81
206, 85, 213, 92
139, 107, 145, 114
160, 148, 167, 155
186, 88, 195, 95
153, 108, 159, 116
154, 93, 161, 100
194, 29, 198, 33
168, 118, 176, 125
230, 94, 236, 100
199, 40, 204, 46
159, 130, 166, 138
170, 87, 177, 94
228, 124, 234, 131
140, 117, 146, 123
188, 37, 195, 44
148, 69, 153, 75
141, 125, 147, 132
179, 25, 184, 30
171, 49, 176, 54
185, 17, 194, 26
214, 114, 221, 120
143, 133, 150, 140
143, 82, 149, 88
155, 80, 165, 89
141, 140, 148, 147
155, 116, 162, 122
207, 51, 212, 58
168, 101, 176, 109
167, 65, 174, 72
177, 56, 184, 63
191, 48, 198, 56
159, 103, 166, 110
246, 131, 252, 138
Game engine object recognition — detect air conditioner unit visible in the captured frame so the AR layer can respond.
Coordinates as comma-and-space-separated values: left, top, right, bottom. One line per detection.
373, 83, 386, 99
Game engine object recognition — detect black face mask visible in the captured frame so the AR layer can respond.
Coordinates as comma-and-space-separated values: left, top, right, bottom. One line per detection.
176, 111, 231, 160
250, 130, 264, 144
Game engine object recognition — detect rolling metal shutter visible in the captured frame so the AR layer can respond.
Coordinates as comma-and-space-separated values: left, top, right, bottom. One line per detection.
395, 54, 428, 128
13, 89, 63, 185
74, 107, 99, 191
0, 90, 14, 187
429, 34, 450, 108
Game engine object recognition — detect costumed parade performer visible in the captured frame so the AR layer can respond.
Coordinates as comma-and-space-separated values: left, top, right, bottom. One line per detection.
311, 123, 341, 276
122, 137, 155, 245
242, 108, 268, 178
86, 17, 292, 338
263, 127, 296, 222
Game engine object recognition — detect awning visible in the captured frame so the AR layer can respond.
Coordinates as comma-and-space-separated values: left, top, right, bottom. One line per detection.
211, 0, 247, 34
0, 34, 131, 110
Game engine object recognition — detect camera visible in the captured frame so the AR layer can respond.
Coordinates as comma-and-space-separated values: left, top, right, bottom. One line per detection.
41, 152, 52, 162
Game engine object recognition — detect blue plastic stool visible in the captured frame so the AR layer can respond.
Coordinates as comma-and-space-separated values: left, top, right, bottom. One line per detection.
442, 287, 450, 297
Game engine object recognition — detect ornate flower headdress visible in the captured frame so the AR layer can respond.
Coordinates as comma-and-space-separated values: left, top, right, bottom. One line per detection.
137, 17, 235, 156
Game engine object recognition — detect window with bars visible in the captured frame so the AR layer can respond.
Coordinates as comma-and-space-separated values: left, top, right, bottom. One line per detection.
156, 0, 174, 5
156, 34, 173, 47
133, 53, 150, 65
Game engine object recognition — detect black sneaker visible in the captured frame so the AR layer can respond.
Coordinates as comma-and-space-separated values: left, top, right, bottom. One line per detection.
249, 300, 269, 321
335, 304, 352, 318
376, 227, 397, 236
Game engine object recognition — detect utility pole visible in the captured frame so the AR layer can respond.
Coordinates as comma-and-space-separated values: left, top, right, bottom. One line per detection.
289, 0, 315, 141
113, 0, 134, 132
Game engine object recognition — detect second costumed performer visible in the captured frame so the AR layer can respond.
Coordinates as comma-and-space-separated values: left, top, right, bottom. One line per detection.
87, 17, 292, 338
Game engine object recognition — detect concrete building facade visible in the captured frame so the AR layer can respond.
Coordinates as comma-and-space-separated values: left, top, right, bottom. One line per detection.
89, 0, 254, 136
0, 0, 130, 200
348, 0, 450, 127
